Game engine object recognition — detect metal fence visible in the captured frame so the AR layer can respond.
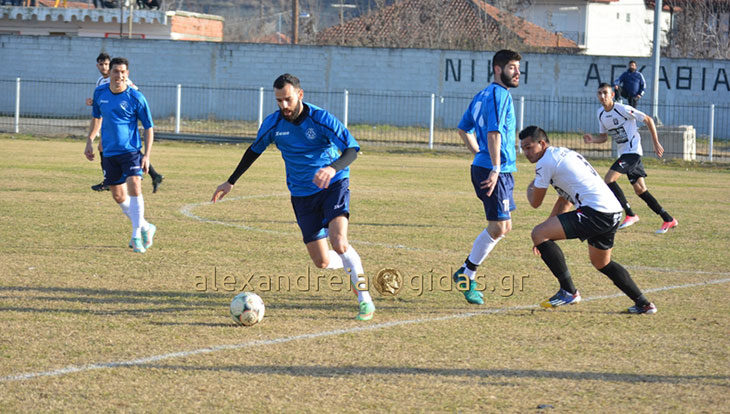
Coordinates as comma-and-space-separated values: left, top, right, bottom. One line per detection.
1, 78, 728, 162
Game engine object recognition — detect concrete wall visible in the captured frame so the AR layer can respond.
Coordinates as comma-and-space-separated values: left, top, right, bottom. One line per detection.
0, 35, 728, 135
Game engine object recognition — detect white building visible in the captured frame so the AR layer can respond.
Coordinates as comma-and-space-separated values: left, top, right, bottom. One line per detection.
516, 0, 672, 56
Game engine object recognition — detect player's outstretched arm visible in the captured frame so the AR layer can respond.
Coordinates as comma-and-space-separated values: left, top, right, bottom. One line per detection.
211, 182, 233, 203
212, 147, 262, 203
584, 133, 608, 144
644, 115, 664, 158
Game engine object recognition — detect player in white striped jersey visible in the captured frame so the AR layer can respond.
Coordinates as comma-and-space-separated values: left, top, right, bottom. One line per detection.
86, 52, 164, 193
583, 83, 677, 234
521, 126, 656, 314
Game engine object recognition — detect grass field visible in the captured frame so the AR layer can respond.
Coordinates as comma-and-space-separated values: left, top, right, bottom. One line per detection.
1, 135, 729, 412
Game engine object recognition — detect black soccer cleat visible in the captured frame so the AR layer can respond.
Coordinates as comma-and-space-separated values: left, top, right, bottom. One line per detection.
152, 174, 164, 193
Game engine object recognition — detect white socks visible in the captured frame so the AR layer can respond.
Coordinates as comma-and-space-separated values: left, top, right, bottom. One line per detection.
325, 250, 344, 269
118, 197, 131, 221
128, 195, 149, 239
338, 246, 372, 303
464, 229, 503, 279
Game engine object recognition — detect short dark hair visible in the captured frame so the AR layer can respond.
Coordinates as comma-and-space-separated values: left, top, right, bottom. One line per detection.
110, 57, 129, 70
629, 60, 637, 65
493, 49, 522, 70
519, 125, 550, 143
96, 52, 110, 63
273, 73, 301, 90
598, 82, 613, 90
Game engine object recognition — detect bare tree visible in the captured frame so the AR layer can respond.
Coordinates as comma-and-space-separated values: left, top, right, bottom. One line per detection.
665, 0, 730, 59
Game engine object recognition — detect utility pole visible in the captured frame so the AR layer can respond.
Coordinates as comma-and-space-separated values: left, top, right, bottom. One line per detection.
332, 0, 356, 26
651, 0, 662, 124
292, 0, 299, 44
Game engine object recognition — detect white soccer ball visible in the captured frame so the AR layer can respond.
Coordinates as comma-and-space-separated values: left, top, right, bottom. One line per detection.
229, 292, 265, 326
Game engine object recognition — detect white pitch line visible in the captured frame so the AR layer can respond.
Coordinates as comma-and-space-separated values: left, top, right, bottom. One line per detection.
180, 194, 446, 253
2, 277, 729, 383
182, 196, 730, 274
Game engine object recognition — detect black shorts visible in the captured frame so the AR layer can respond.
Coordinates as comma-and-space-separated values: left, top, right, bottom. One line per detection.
610, 153, 647, 184
558, 206, 622, 250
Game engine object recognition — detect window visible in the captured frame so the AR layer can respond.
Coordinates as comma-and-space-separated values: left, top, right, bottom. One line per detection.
617, 12, 620, 19
626, 13, 631, 22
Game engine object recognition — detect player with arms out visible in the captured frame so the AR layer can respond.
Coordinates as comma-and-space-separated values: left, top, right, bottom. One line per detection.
211, 73, 375, 321
84, 57, 157, 253
583, 82, 677, 234
521, 126, 657, 314
86, 52, 164, 193
452, 49, 521, 305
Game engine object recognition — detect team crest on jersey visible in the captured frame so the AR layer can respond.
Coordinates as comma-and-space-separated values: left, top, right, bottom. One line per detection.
305, 128, 317, 140
613, 118, 619, 125
120, 101, 129, 111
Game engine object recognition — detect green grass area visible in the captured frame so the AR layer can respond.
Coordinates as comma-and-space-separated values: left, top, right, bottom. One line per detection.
0, 136, 728, 412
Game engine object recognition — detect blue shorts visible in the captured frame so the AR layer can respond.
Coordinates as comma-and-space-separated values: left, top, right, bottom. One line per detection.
471, 165, 515, 221
102, 151, 143, 186
290, 178, 350, 244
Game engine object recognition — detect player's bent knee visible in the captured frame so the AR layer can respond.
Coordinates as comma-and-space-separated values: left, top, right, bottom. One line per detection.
312, 259, 328, 269
531, 227, 547, 245
330, 241, 348, 255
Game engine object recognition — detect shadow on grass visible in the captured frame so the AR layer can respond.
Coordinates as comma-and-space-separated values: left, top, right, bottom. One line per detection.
130, 363, 730, 385
0, 285, 364, 315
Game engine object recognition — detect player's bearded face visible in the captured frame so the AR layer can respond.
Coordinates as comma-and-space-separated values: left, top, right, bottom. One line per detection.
276, 84, 304, 122
97, 60, 110, 77
499, 61, 520, 88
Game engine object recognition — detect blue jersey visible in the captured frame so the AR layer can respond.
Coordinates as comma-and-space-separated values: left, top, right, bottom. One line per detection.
250, 103, 359, 197
458, 83, 517, 173
92, 84, 153, 157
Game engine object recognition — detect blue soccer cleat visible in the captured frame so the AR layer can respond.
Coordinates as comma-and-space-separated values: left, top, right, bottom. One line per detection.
540, 289, 581, 308
142, 223, 156, 249
453, 267, 484, 305
130, 237, 146, 253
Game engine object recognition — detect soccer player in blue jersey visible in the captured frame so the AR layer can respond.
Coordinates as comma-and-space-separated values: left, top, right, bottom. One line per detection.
84, 57, 156, 253
452, 49, 521, 305
211, 73, 375, 321
86, 52, 164, 193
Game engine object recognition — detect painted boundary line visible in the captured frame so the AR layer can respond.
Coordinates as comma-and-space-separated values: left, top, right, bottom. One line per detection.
181, 195, 730, 275
2, 277, 729, 383
180, 195, 444, 252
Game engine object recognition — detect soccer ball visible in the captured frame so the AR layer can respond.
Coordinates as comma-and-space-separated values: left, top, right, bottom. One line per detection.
229, 292, 265, 326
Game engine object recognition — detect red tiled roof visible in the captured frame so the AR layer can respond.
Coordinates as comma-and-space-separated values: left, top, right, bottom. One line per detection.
471, 1, 577, 48
314, 0, 578, 51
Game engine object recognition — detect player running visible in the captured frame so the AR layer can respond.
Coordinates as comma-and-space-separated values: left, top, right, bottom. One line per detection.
211, 73, 375, 321
521, 125, 657, 314
84, 57, 157, 253
583, 83, 677, 234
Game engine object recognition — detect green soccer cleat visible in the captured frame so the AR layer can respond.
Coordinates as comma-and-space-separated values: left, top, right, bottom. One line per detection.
356, 301, 375, 321
142, 223, 156, 249
453, 267, 484, 305
131, 237, 146, 253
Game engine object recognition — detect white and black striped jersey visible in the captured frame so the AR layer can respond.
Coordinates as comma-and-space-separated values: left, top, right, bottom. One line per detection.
534, 146, 622, 214
596, 102, 647, 156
